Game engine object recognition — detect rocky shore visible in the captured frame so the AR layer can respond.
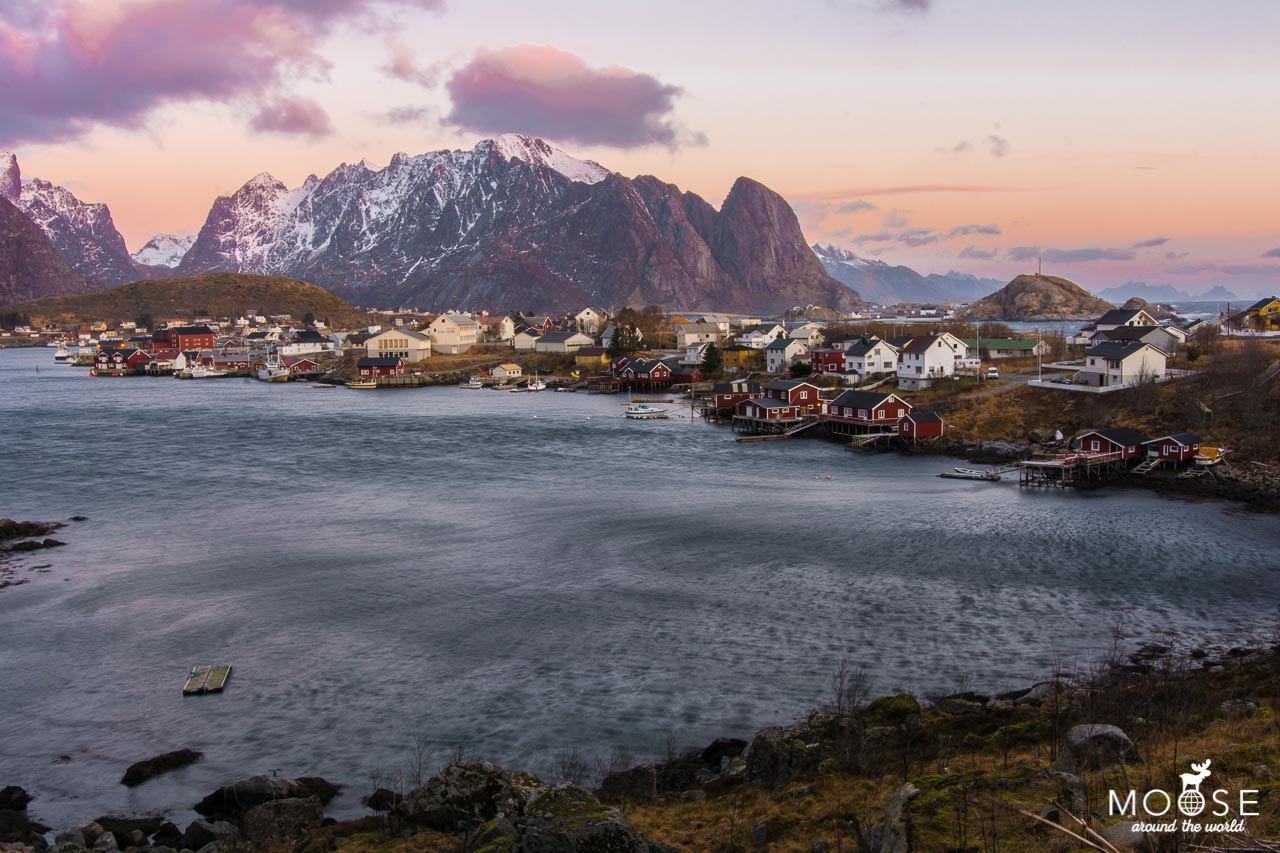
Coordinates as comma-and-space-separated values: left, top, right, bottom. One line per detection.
3, 636, 1277, 852
0, 518, 78, 592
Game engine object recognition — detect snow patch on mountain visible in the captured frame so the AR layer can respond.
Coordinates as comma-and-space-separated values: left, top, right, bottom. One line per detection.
132, 233, 195, 268
488, 133, 610, 184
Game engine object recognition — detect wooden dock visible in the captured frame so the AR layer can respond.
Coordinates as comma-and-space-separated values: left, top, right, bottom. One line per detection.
184, 663, 231, 695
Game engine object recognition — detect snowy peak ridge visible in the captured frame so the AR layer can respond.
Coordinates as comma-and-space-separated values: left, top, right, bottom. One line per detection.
485, 133, 610, 184
131, 233, 195, 268
0, 151, 19, 200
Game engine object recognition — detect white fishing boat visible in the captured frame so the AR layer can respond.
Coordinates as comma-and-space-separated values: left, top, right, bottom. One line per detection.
625, 402, 669, 419
180, 363, 230, 379
459, 376, 485, 389
53, 344, 71, 364
524, 377, 547, 392
346, 377, 377, 389
256, 356, 291, 382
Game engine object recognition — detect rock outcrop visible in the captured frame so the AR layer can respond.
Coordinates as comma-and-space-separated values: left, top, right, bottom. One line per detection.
120, 749, 203, 787
0, 197, 97, 306
193, 774, 340, 821
967, 274, 1114, 321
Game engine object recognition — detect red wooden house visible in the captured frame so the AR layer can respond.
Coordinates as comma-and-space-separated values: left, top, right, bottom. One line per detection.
823, 390, 911, 428
1071, 428, 1148, 461
711, 379, 762, 410
734, 397, 803, 421
763, 379, 822, 414
1143, 433, 1202, 465
809, 349, 847, 375
166, 325, 217, 351
616, 359, 673, 386
899, 411, 944, 440
284, 357, 322, 377
357, 356, 405, 378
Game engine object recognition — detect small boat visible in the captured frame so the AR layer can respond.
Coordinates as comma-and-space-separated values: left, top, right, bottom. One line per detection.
53, 344, 71, 364
939, 467, 1001, 481
459, 376, 485, 389
524, 378, 547, 392
346, 378, 377, 389
625, 402, 669, 419
179, 364, 230, 380
256, 356, 290, 382
554, 386, 577, 393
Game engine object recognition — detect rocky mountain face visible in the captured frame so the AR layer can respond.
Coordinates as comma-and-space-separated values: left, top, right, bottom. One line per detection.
1, 152, 159, 288
812, 244, 999, 306
0, 195, 98, 305
177, 134, 859, 313
131, 233, 195, 268
967, 274, 1115, 321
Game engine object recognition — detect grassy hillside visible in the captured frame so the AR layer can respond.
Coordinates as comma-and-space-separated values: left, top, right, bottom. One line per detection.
968, 274, 1115, 321
12, 273, 371, 328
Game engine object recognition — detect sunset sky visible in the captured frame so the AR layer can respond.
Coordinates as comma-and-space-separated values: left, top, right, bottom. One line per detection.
2, 0, 1278, 297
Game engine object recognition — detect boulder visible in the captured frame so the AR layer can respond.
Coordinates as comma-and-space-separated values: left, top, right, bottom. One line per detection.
520, 783, 649, 853
470, 817, 519, 853
751, 821, 768, 845
362, 788, 399, 812
1014, 682, 1065, 707
597, 765, 657, 805
399, 763, 537, 832
93, 817, 163, 840
745, 724, 822, 789
53, 830, 85, 848
91, 831, 117, 851
699, 738, 748, 769
1100, 820, 1154, 852
879, 782, 918, 853
0, 788, 32, 812
240, 796, 324, 847
1054, 725, 1136, 773
864, 693, 921, 727
180, 819, 238, 851
150, 822, 182, 847
193, 774, 339, 820
0, 810, 51, 846
120, 750, 203, 787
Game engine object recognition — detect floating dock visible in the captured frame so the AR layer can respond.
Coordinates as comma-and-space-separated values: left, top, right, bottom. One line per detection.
184, 663, 231, 695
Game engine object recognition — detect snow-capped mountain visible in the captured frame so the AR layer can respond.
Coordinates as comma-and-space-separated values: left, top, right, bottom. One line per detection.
131, 233, 196, 268
0, 151, 158, 288
179, 134, 857, 313
0, 194, 98, 305
813, 243, 1001, 306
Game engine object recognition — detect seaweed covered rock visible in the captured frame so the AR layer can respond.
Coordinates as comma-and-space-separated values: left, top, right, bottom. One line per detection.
520, 783, 648, 853
399, 762, 538, 832
120, 749, 203, 787
193, 775, 340, 820
597, 765, 657, 805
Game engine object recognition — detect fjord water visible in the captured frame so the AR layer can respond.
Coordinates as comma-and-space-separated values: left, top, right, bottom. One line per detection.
1, 347, 1278, 828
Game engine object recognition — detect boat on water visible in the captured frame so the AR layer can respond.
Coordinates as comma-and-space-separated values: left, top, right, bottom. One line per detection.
939, 467, 1001, 481
346, 378, 377, 389
625, 401, 669, 419
524, 377, 547, 392
53, 344, 71, 364
178, 364, 231, 380
459, 376, 485, 389
256, 356, 291, 383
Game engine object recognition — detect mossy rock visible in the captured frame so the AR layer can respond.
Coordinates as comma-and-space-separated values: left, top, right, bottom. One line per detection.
399, 762, 536, 832
520, 783, 648, 852
865, 693, 922, 727
470, 816, 519, 852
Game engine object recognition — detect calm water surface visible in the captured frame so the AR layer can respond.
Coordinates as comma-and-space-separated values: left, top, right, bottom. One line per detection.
1, 346, 1277, 828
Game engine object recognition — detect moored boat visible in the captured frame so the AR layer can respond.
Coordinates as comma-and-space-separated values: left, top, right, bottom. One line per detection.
346, 378, 377, 389
256, 356, 291, 382
625, 401, 669, 419
459, 376, 485, 389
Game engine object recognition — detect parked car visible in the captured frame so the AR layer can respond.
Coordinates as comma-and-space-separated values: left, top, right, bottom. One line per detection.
986, 366, 999, 379
1050, 375, 1073, 384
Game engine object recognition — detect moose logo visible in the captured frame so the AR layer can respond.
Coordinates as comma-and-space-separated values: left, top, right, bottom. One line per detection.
1177, 760, 1211, 816
1109, 756, 1259, 834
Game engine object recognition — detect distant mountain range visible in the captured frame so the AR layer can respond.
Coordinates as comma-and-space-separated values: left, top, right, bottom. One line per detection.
0, 138, 859, 313
1093, 281, 1243, 304
812, 244, 1002, 306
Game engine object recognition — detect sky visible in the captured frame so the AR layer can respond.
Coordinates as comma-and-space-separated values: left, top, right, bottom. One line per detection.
2, 0, 1278, 298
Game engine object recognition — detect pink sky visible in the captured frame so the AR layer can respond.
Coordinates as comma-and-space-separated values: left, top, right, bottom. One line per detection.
3, 0, 1278, 297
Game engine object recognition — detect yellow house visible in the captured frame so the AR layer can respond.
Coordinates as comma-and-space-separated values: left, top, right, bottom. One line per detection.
1246, 297, 1280, 331
721, 344, 763, 371
574, 346, 611, 369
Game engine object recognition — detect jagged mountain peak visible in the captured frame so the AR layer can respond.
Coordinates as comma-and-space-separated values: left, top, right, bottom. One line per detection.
1, 152, 19, 200
131, 233, 195, 268
484, 133, 610, 184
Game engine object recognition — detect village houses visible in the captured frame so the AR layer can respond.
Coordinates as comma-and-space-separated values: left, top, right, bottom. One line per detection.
365, 327, 432, 362
427, 313, 480, 354
765, 338, 808, 373
1076, 340, 1168, 388
896, 332, 974, 391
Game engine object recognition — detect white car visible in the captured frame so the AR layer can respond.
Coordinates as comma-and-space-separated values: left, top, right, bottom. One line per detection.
986, 367, 999, 379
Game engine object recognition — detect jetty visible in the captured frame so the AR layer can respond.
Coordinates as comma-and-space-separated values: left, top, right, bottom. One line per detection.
1019, 450, 1128, 488
184, 663, 232, 695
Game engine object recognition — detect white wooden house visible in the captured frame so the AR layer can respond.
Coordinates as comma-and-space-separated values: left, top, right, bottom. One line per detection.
896, 332, 973, 390
427, 314, 480, 354
1076, 341, 1167, 388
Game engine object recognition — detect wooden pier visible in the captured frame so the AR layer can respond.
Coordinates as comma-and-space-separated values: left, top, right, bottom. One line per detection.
184, 663, 232, 695
1019, 450, 1128, 487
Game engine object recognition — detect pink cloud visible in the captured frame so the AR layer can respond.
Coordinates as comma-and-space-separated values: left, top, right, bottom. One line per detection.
250, 96, 332, 137
445, 44, 695, 148
0, 0, 442, 145
383, 37, 443, 88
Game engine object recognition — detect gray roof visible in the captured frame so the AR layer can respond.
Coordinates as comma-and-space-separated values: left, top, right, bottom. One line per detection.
830, 390, 898, 410
1077, 427, 1148, 447
765, 337, 800, 350
1084, 340, 1157, 359
1096, 308, 1150, 326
